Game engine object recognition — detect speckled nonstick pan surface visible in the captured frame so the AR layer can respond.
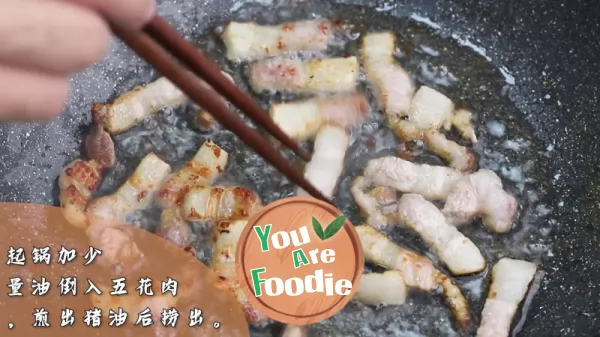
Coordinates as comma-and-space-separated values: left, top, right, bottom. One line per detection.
0, 0, 598, 336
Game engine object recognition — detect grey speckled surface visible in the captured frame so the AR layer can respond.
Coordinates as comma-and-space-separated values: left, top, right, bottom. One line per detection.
0, 0, 599, 336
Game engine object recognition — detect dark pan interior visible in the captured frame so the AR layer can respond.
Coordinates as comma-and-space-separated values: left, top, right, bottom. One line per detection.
0, 0, 598, 336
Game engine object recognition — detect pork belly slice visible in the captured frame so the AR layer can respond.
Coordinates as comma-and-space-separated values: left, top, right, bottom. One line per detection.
396, 194, 485, 275
157, 207, 195, 254
222, 19, 332, 61
85, 122, 116, 169
60, 119, 117, 228
362, 32, 476, 171
249, 56, 359, 94
351, 178, 397, 228
182, 186, 263, 222
476, 258, 537, 337
389, 86, 477, 172
354, 270, 407, 306
362, 32, 414, 117
92, 77, 187, 134
356, 225, 471, 330
58, 159, 104, 229
351, 183, 485, 275
95, 71, 233, 134
87, 152, 171, 222
296, 125, 349, 199
361, 156, 464, 201
391, 82, 478, 145
270, 93, 368, 141
443, 169, 519, 233
281, 325, 307, 337
453, 108, 477, 143
157, 140, 229, 208
423, 129, 477, 173
211, 220, 269, 324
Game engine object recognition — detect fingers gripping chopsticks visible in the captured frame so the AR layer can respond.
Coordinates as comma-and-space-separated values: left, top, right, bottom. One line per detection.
109, 17, 330, 204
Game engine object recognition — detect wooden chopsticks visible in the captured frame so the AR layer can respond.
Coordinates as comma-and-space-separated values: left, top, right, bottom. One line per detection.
110, 17, 331, 203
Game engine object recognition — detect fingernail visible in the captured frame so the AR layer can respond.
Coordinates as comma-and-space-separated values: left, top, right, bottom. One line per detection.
114, 0, 156, 30
139, 0, 156, 28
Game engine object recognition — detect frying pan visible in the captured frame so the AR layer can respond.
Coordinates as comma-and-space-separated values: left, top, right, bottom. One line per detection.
0, 0, 598, 336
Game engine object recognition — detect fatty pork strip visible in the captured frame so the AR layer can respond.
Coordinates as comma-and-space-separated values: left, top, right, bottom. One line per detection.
281, 325, 307, 337
352, 184, 485, 275
362, 31, 476, 171
157, 140, 229, 208
87, 152, 171, 222
182, 186, 263, 222
248, 56, 359, 94
443, 169, 519, 233
354, 270, 407, 306
59, 122, 117, 229
351, 177, 397, 228
212, 220, 269, 324
396, 194, 485, 275
222, 19, 332, 61
362, 32, 415, 117
270, 93, 369, 141
361, 156, 464, 201
476, 258, 537, 337
93, 71, 233, 134
157, 207, 195, 254
453, 108, 477, 143
356, 225, 471, 331
390, 86, 477, 172
92, 77, 187, 134
85, 122, 116, 169
423, 129, 477, 172
296, 125, 350, 199
395, 86, 478, 144
59, 159, 105, 229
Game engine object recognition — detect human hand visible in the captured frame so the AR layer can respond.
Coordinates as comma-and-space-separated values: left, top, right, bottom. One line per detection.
0, 0, 156, 121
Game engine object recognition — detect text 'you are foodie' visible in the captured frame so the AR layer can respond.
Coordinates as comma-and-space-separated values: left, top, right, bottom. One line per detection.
236, 196, 364, 325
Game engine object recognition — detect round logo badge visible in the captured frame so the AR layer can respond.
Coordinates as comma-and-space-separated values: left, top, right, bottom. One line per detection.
235, 196, 364, 325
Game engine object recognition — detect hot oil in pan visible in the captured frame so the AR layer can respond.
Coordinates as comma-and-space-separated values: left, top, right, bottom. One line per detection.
98, 3, 556, 336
